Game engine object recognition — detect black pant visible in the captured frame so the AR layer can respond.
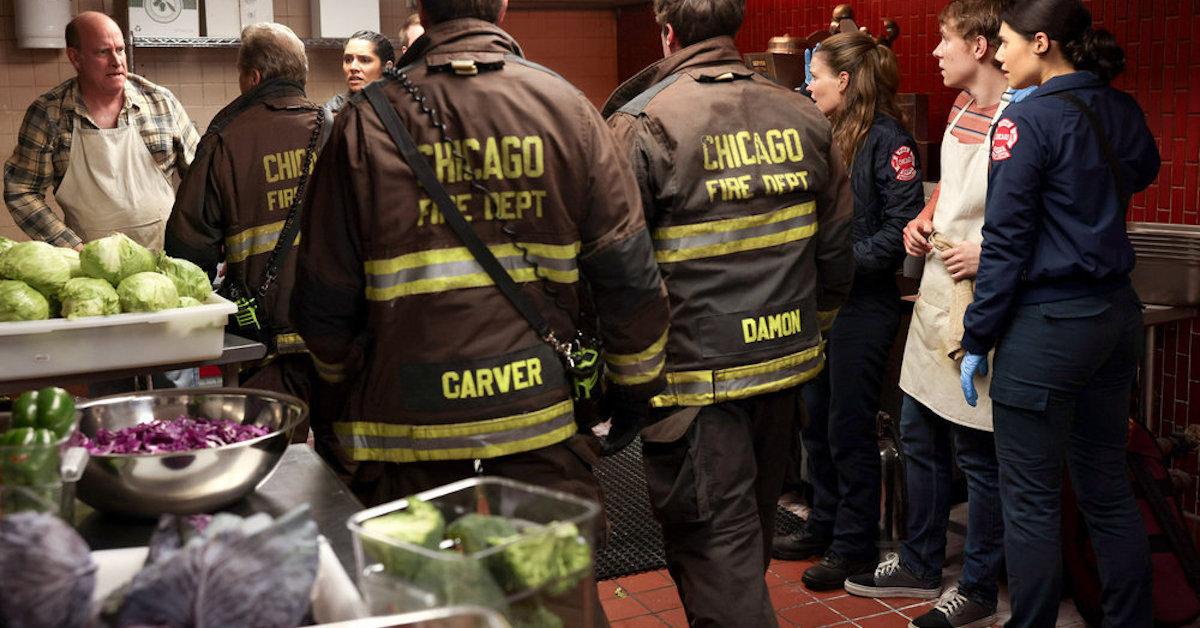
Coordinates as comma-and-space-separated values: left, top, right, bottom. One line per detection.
642, 387, 797, 628
801, 281, 899, 561
989, 286, 1151, 627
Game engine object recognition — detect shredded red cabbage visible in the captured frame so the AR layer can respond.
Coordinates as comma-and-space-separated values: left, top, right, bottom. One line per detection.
71, 417, 270, 455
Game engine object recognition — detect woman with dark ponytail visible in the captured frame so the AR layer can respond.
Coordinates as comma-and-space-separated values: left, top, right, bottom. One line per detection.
958, 0, 1160, 625
771, 29, 923, 591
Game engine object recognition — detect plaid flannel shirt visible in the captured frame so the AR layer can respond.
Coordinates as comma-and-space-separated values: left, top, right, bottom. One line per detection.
3, 74, 199, 247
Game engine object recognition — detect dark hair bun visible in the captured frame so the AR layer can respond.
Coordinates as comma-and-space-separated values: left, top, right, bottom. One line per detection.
1064, 27, 1125, 82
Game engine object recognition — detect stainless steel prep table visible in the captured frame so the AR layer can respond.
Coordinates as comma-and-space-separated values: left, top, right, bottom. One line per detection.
74, 443, 363, 574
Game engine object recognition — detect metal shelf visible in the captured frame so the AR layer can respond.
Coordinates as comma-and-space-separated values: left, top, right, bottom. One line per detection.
131, 36, 350, 49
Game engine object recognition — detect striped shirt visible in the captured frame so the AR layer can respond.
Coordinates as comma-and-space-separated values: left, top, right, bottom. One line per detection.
2, 74, 199, 247
948, 90, 1007, 144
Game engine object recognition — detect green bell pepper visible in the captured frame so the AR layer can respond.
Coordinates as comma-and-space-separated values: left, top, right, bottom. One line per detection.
11, 387, 76, 438
0, 427, 56, 448
0, 427, 59, 498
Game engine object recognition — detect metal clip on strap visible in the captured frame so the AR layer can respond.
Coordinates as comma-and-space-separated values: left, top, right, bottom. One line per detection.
450, 60, 479, 76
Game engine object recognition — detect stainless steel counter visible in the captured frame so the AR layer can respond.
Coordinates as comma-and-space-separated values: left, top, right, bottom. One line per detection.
1140, 304, 1198, 432
75, 444, 364, 574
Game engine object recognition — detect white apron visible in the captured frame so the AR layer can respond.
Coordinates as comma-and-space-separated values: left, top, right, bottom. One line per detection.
898, 98, 1009, 432
56, 120, 175, 249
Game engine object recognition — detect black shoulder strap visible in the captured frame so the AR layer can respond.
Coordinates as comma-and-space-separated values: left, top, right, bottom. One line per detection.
362, 81, 554, 341
256, 106, 326, 296
1053, 92, 1131, 209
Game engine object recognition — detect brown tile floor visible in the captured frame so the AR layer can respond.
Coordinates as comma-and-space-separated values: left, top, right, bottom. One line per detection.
597, 505, 1089, 627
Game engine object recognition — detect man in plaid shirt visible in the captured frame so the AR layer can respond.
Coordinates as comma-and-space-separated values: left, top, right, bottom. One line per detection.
3, 11, 198, 250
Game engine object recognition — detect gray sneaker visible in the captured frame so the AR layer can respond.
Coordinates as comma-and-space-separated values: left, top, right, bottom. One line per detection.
844, 553, 941, 599
909, 588, 999, 628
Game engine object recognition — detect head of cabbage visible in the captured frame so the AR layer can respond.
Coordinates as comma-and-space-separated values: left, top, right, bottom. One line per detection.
0, 241, 72, 298
60, 277, 121, 319
81, 233, 157, 287
117, 272, 179, 313
0, 280, 50, 321
177, 296, 203, 308
157, 254, 212, 301
57, 247, 84, 278
0, 236, 14, 256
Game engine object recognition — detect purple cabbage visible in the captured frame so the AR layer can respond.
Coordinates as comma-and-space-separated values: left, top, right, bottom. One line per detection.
0, 512, 96, 628
72, 416, 270, 455
116, 506, 319, 628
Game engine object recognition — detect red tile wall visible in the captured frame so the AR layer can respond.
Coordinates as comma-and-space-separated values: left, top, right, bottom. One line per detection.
737, 0, 1200, 512
617, 4, 663, 84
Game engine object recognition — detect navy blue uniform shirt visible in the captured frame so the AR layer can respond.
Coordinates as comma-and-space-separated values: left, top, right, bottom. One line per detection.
962, 72, 1160, 355
850, 113, 924, 277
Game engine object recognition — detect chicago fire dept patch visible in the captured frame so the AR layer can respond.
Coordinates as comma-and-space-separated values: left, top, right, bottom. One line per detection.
992, 118, 1018, 161
891, 146, 917, 182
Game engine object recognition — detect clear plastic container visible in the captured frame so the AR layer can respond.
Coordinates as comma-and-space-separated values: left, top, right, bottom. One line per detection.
347, 477, 601, 628
315, 605, 510, 627
0, 412, 87, 519
0, 294, 235, 380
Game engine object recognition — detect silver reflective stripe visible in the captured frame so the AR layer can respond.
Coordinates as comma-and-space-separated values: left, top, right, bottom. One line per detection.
606, 354, 666, 381
366, 253, 577, 291
715, 352, 823, 398
653, 209, 817, 253
665, 380, 714, 398
338, 407, 575, 453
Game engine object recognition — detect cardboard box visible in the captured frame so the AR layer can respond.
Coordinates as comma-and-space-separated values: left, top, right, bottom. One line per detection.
204, 0, 240, 37
310, 0, 379, 38
239, 0, 273, 27
129, 0, 200, 38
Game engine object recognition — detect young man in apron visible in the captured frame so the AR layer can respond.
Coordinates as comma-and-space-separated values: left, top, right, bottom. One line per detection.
841, 3, 1033, 627
4, 11, 198, 251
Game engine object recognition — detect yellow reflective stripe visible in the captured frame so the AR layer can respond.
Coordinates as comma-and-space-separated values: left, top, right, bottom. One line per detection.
606, 355, 665, 386
225, 224, 301, 263
605, 330, 668, 386
365, 267, 577, 301
653, 202, 813, 240
275, 333, 307, 355
817, 309, 839, 332
338, 400, 572, 440
364, 242, 580, 275
650, 345, 825, 407
312, 354, 347, 383
341, 422, 575, 463
363, 241, 581, 301
333, 400, 575, 462
650, 370, 714, 407
654, 224, 817, 264
606, 331, 668, 366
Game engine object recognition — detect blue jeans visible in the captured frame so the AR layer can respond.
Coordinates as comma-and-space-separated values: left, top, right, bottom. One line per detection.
898, 395, 1004, 608
802, 278, 899, 561
989, 285, 1151, 628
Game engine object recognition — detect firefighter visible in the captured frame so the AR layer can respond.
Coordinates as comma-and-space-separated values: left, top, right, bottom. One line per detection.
960, 0, 1160, 624
165, 22, 340, 455
772, 30, 923, 592
290, 0, 670, 522
601, 0, 855, 623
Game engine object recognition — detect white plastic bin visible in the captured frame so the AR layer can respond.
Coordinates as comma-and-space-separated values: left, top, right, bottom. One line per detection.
0, 295, 235, 380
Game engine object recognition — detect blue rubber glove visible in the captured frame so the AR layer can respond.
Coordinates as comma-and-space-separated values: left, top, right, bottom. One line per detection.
960, 352, 989, 407
804, 44, 819, 86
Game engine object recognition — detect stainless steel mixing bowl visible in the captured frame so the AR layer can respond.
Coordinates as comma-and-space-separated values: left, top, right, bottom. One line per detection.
75, 388, 307, 517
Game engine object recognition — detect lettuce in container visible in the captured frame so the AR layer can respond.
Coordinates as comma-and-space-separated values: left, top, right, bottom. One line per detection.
116, 272, 178, 313
0, 280, 49, 321
0, 241, 72, 298
80, 233, 157, 287
59, 277, 120, 319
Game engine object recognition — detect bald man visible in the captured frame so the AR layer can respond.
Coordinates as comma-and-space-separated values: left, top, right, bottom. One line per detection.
3, 11, 199, 251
